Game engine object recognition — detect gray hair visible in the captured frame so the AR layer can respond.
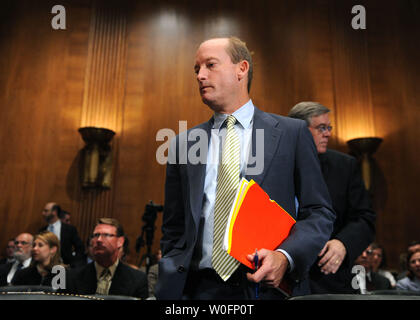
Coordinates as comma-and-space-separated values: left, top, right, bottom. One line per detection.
288, 101, 330, 126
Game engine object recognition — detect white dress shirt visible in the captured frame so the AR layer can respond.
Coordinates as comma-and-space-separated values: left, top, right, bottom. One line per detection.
7, 257, 32, 284
197, 100, 294, 270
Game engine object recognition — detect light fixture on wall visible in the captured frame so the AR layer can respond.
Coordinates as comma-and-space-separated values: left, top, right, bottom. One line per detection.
347, 137, 383, 191
78, 127, 115, 189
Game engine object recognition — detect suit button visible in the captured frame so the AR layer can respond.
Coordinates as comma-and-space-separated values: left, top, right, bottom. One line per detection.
177, 265, 185, 273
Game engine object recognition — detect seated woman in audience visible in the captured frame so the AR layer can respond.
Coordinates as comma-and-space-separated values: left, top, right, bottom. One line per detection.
12, 231, 65, 287
370, 243, 397, 288
396, 250, 420, 292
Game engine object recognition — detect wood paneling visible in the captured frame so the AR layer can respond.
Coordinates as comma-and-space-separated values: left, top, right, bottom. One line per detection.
0, 0, 419, 270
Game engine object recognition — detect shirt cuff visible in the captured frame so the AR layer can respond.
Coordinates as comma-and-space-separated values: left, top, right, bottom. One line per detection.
276, 249, 294, 272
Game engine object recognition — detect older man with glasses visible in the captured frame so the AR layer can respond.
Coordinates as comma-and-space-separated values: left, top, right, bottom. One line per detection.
288, 101, 376, 294
0, 233, 33, 286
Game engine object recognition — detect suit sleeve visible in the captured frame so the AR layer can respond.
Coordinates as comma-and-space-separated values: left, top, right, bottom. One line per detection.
334, 157, 376, 263
160, 136, 186, 256
279, 122, 335, 278
69, 225, 86, 266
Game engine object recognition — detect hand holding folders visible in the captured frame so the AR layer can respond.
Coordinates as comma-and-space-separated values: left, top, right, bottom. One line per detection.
223, 178, 296, 269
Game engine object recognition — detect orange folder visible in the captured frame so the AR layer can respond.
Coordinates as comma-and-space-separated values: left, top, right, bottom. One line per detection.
223, 178, 296, 269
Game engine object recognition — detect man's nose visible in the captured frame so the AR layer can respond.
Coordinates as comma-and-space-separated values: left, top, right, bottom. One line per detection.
196, 68, 207, 81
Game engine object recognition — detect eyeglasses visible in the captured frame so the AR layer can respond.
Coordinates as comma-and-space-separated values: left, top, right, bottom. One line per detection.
313, 124, 333, 134
14, 241, 31, 246
365, 249, 373, 255
91, 233, 117, 239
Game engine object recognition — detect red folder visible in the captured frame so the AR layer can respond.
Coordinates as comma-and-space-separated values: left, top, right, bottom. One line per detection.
223, 178, 296, 269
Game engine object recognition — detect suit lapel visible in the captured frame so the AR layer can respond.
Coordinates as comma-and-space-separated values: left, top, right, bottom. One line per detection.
246, 107, 283, 185
109, 263, 126, 295
187, 119, 213, 229
78, 263, 97, 293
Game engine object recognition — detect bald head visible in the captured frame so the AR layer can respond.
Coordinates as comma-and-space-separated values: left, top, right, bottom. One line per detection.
42, 202, 60, 223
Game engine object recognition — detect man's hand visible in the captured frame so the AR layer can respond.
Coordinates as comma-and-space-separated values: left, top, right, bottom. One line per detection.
246, 249, 289, 287
318, 239, 347, 274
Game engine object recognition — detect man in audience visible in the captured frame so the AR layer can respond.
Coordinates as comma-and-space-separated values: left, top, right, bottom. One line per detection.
59, 210, 71, 225
353, 244, 391, 293
288, 102, 376, 294
0, 233, 33, 286
0, 239, 16, 265
64, 218, 148, 299
40, 202, 85, 267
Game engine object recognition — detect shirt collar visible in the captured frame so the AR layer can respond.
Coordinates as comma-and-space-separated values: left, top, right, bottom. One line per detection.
50, 219, 61, 229
95, 259, 119, 280
213, 99, 254, 130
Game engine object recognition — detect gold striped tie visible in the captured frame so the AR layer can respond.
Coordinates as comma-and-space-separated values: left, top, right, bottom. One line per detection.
212, 115, 241, 281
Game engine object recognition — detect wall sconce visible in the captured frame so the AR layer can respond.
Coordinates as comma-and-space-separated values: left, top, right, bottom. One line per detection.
347, 137, 383, 191
78, 127, 115, 189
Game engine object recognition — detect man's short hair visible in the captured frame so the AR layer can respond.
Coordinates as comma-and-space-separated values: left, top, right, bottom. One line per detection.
288, 101, 330, 126
226, 36, 253, 93
58, 210, 69, 219
51, 204, 61, 216
96, 218, 124, 237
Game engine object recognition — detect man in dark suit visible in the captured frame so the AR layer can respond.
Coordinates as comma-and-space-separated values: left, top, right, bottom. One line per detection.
0, 239, 16, 265
0, 233, 33, 286
64, 218, 148, 299
155, 37, 335, 300
288, 101, 376, 293
40, 202, 85, 268
354, 244, 391, 293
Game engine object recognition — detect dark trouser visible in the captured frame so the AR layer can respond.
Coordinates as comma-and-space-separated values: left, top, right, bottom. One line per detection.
182, 267, 250, 300
182, 266, 288, 300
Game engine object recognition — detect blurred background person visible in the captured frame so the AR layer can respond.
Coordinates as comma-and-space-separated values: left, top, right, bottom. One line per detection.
396, 250, 420, 292
0, 233, 33, 286
369, 242, 396, 288
140, 249, 161, 298
353, 244, 392, 294
288, 102, 376, 294
0, 239, 16, 265
65, 218, 148, 299
59, 210, 71, 225
397, 240, 420, 280
40, 202, 85, 268
12, 231, 65, 287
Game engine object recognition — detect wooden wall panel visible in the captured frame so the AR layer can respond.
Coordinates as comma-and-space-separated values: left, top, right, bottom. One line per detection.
1, 0, 419, 270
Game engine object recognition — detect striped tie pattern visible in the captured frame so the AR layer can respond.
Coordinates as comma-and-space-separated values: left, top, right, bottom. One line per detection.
212, 115, 241, 281
96, 268, 112, 295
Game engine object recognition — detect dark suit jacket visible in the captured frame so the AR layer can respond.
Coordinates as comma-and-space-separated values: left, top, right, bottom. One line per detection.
367, 271, 392, 291
12, 265, 54, 287
309, 149, 376, 293
64, 261, 148, 299
0, 262, 13, 286
156, 107, 335, 299
40, 222, 85, 268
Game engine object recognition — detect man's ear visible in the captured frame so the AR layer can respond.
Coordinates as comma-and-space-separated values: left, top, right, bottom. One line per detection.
237, 60, 249, 81
117, 236, 124, 249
